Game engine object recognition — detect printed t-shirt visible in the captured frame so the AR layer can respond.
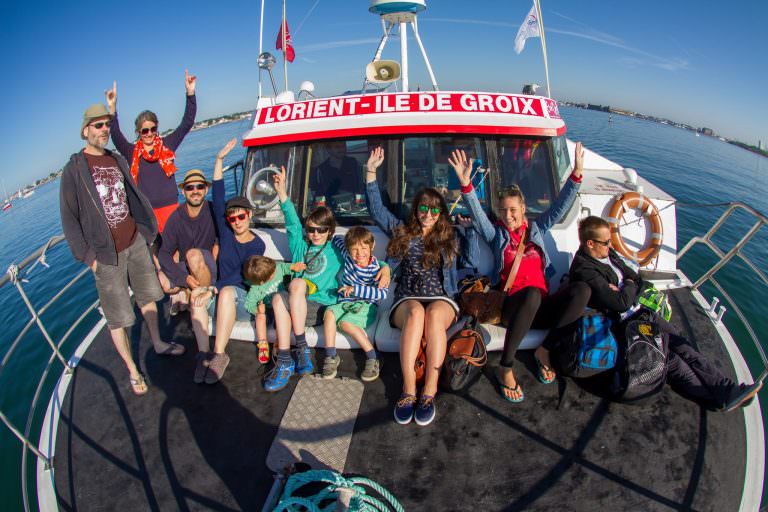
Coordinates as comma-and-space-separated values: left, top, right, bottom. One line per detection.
84, 152, 137, 252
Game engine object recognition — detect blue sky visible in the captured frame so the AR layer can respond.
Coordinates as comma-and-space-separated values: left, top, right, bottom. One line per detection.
1, 0, 766, 192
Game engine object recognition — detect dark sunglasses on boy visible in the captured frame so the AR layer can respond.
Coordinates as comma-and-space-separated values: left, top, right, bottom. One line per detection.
184, 183, 207, 192
227, 212, 248, 223
306, 226, 330, 234
140, 126, 158, 135
418, 204, 442, 215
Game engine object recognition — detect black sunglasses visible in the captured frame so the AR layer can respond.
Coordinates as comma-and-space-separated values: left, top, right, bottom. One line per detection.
90, 121, 111, 129
184, 183, 207, 191
590, 239, 611, 247
306, 226, 330, 234
140, 126, 158, 135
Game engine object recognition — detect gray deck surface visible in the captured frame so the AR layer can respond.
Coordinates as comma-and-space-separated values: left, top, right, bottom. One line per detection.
53, 288, 747, 511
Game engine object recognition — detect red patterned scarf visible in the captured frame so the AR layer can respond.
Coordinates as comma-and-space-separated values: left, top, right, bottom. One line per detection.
130, 135, 177, 183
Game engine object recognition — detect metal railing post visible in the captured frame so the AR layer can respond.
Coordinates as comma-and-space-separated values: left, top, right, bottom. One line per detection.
691, 220, 764, 290
0, 410, 51, 467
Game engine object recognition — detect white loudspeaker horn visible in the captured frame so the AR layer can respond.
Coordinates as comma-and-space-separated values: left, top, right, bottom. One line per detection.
365, 60, 401, 83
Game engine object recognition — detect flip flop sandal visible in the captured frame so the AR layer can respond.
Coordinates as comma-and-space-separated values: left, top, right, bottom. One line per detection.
130, 374, 148, 396
157, 342, 186, 356
495, 368, 524, 403
535, 356, 556, 385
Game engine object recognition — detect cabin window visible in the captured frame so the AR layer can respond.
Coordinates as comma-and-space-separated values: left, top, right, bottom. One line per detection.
401, 136, 491, 217
496, 137, 556, 215
552, 135, 571, 183
304, 139, 388, 220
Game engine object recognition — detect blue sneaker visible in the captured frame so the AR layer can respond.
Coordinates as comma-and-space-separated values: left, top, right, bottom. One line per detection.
294, 347, 314, 375
414, 395, 436, 426
264, 359, 295, 392
393, 393, 417, 425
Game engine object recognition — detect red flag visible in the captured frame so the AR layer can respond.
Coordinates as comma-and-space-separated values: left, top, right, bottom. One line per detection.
276, 20, 295, 63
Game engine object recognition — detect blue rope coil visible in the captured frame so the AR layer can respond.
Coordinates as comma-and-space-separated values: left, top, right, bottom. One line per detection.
273, 469, 404, 512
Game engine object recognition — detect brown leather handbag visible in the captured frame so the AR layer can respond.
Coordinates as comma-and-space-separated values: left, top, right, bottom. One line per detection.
414, 336, 428, 385
441, 322, 488, 392
459, 228, 527, 324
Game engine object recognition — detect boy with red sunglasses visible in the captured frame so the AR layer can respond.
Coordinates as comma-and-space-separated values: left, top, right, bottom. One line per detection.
189, 139, 266, 385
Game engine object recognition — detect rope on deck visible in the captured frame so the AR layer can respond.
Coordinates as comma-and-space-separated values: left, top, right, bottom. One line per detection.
273, 469, 404, 512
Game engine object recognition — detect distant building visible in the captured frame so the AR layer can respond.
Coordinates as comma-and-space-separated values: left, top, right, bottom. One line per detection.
699, 127, 714, 136
759, 140, 764, 150
587, 104, 610, 112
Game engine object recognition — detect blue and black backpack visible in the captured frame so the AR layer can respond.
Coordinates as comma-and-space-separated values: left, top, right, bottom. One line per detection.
557, 309, 618, 379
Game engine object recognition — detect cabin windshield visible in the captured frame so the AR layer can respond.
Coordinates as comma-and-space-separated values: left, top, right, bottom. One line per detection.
245, 135, 562, 226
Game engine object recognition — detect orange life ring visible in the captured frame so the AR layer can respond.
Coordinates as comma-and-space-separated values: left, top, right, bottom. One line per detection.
607, 192, 663, 266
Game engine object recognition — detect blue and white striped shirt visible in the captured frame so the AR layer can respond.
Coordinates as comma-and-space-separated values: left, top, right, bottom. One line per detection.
332, 236, 389, 303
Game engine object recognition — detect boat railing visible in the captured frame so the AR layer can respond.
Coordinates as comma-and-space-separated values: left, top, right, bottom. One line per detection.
676, 201, 768, 375
0, 235, 102, 512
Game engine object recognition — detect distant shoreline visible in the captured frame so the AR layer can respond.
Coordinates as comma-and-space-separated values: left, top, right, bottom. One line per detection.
561, 102, 768, 158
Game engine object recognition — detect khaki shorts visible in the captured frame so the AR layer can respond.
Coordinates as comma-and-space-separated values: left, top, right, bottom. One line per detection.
274, 290, 328, 327
325, 301, 378, 330
93, 233, 164, 330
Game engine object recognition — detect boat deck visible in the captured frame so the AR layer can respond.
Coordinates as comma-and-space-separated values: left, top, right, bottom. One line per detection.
52, 287, 747, 511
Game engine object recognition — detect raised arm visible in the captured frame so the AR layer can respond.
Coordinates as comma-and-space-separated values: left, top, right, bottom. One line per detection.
449, 149, 496, 244
212, 138, 237, 231
273, 165, 307, 256
535, 141, 583, 233
364, 147, 401, 235
105, 81, 134, 159
164, 70, 198, 149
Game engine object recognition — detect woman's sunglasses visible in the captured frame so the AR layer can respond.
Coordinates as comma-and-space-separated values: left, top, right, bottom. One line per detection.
140, 126, 158, 135
306, 226, 330, 234
418, 204, 442, 216
227, 212, 248, 223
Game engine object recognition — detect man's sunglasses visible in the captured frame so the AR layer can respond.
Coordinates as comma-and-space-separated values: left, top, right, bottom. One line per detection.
140, 126, 158, 135
227, 213, 248, 223
306, 226, 330, 234
184, 183, 207, 191
90, 121, 111, 129
590, 239, 611, 247
418, 204, 442, 215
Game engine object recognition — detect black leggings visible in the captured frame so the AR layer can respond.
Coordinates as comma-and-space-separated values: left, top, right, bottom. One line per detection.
499, 282, 591, 368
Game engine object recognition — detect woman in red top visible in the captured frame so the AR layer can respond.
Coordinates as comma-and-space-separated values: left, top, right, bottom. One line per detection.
450, 143, 591, 402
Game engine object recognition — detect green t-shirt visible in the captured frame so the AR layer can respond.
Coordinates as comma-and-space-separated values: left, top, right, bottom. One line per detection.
244, 262, 293, 313
281, 199, 343, 306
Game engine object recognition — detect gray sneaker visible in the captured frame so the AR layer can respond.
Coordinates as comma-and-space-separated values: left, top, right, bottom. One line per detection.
361, 358, 380, 382
193, 352, 209, 384
205, 353, 230, 384
321, 355, 341, 379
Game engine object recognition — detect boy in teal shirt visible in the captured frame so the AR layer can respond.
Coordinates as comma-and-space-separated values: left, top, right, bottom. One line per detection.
243, 256, 306, 363
264, 166, 345, 392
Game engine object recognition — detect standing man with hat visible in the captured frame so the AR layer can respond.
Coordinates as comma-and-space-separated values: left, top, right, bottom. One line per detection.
157, 169, 219, 381
189, 138, 266, 384
60, 104, 185, 397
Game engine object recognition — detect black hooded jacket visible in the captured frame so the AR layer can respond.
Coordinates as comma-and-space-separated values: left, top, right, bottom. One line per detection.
569, 246, 644, 316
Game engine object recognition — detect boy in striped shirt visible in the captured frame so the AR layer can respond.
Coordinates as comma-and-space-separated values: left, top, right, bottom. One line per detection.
322, 226, 389, 381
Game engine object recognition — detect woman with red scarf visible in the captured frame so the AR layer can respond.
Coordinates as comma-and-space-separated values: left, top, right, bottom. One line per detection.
106, 70, 197, 232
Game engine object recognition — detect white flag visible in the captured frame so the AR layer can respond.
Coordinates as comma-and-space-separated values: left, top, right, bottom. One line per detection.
514, 2, 541, 54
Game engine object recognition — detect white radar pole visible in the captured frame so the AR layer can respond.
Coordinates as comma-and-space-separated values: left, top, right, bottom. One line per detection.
368, 0, 437, 92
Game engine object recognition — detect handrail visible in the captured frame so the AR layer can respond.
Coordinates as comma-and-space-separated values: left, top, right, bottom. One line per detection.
222, 159, 244, 195
0, 236, 100, 512
677, 201, 768, 368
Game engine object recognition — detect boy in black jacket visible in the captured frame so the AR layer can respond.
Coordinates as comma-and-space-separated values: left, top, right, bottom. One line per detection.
558, 216, 760, 411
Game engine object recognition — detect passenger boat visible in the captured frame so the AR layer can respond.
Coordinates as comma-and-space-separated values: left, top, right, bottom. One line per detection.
1, 1, 766, 510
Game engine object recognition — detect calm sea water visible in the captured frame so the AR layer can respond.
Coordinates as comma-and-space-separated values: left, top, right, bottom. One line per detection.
0, 108, 766, 509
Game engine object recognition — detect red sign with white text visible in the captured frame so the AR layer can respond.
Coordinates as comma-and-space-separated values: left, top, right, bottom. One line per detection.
255, 92, 560, 125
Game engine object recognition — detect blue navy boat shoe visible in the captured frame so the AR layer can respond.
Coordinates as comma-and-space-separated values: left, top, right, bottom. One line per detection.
394, 393, 417, 425
293, 347, 314, 375
414, 394, 436, 426
264, 359, 296, 392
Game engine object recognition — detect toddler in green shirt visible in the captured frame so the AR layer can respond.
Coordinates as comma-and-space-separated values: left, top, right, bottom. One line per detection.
243, 256, 306, 363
